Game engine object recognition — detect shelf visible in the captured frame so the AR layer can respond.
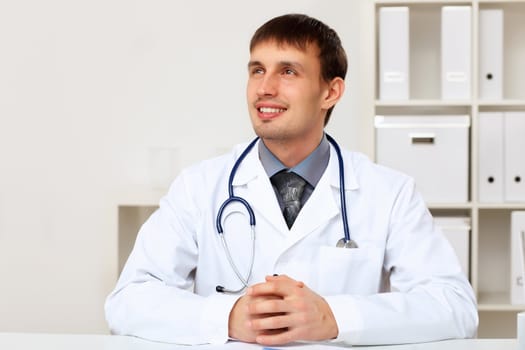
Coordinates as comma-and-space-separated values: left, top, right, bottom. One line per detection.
376, 0, 525, 5
477, 203, 525, 209
115, 186, 164, 207
376, 0, 472, 4
479, 0, 525, 3
478, 100, 525, 106
375, 99, 525, 108
478, 292, 525, 311
478, 100, 525, 110
428, 203, 473, 209
375, 99, 472, 107
372, 0, 525, 337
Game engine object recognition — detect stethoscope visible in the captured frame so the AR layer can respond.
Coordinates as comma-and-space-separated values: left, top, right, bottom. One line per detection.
215, 134, 357, 294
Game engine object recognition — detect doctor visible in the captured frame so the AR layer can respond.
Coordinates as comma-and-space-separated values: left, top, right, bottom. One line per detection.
105, 14, 478, 346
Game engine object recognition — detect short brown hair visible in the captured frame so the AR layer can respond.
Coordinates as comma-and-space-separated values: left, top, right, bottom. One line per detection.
250, 14, 347, 124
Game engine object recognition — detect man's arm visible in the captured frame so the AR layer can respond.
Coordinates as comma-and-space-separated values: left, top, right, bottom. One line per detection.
230, 179, 478, 346
105, 171, 239, 345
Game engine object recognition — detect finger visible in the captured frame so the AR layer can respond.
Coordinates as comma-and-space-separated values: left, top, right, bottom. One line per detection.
259, 327, 288, 336
248, 279, 300, 297
264, 274, 304, 287
256, 327, 301, 346
249, 313, 291, 331
248, 298, 288, 316
264, 274, 290, 282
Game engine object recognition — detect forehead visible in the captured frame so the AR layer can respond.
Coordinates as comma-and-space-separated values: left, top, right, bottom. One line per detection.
249, 40, 320, 63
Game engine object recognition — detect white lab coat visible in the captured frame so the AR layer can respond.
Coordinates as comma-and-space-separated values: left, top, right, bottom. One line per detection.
105, 140, 478, 345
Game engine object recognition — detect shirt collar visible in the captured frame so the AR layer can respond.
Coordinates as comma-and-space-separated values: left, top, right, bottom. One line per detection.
258, 134, 330, 188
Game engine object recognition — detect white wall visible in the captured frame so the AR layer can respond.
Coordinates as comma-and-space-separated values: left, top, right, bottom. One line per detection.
0, 0, 369, 333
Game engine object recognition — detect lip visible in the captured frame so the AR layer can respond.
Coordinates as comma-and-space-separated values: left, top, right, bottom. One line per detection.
254, 102, 288, 120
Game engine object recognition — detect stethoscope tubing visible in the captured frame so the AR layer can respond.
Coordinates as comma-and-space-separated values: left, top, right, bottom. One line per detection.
326, 134, 351, 244
215, 137, 259, 234
215, 134, 354, 293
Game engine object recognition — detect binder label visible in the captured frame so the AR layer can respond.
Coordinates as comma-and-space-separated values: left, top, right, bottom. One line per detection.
446, 72, 467, 83
384, 72, 405, 82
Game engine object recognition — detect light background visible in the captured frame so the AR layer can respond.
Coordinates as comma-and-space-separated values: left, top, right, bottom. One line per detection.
0, 1, 370, 333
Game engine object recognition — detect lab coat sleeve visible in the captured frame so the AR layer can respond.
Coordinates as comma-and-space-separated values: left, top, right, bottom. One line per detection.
324, 178, 478, 345
104, 170, 239, 345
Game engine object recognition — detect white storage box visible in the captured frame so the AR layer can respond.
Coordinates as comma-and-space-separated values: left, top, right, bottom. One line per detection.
375, 115, 470, 203
434, 216, 471, 277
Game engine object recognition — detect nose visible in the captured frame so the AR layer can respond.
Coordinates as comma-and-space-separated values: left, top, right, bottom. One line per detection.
257, 74, 278, 97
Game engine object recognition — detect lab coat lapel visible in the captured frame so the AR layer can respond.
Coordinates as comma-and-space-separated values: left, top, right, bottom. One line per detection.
231, 141, 288, 233
229, 140, 360, 239
287, 145, 360, 244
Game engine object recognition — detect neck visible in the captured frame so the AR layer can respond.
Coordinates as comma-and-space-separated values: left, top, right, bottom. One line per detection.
263, 132, 323, 168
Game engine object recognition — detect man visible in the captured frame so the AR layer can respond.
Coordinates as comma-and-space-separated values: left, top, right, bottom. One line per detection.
105, 14, 478, 346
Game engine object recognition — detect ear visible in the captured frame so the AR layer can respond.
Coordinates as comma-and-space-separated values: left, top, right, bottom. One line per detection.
321, 77, 345, 110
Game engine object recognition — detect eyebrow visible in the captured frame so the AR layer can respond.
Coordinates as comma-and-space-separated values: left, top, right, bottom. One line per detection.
247, 60, 262, 70
247, 60, 305, 71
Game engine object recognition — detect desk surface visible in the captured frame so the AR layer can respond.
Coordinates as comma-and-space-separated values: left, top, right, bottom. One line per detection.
0, 333, 517, 350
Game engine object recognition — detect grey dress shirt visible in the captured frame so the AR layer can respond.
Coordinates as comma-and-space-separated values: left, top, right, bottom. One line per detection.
258, 134, 330, 211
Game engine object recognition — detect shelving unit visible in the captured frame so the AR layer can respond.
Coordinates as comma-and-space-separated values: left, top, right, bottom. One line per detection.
372, 0, 525, 338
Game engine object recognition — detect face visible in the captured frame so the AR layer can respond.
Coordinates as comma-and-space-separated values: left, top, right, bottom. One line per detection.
246, 41, 334, 149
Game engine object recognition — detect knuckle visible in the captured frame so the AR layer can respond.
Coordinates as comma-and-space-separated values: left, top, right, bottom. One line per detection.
247, 302, 257, 314
269, 316, 284, 329
283, 330, 295, 343
297, 312, 309, 324
270, 299, 281, 310
251, 318, 263, 330
293, 299, 308, 311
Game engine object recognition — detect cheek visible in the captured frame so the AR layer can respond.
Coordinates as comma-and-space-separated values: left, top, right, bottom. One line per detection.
246, 78, 257, 96
300, 89, 324, 110
246, 82, 253, 98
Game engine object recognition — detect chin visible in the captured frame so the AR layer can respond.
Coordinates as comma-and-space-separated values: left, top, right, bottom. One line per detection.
254, 127, 288, 142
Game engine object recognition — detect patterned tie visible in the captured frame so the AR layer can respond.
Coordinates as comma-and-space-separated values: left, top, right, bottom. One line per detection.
271, 171, 307, 228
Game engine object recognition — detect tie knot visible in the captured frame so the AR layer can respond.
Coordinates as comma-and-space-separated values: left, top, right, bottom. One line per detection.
271, 171, 307, 204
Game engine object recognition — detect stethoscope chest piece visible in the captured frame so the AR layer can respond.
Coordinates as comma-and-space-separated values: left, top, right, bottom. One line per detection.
336, 238, 358, 249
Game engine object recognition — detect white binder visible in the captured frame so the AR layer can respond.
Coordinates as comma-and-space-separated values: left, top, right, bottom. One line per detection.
441, 6, 471, 100
379, 7, 409, 100
504, 112, 525, 202
478, 112, 504, 202
479, 9, 503, 100
511, 211, 525, 305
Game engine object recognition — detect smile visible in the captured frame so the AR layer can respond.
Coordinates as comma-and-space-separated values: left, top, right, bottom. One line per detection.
258, 107, 287, 113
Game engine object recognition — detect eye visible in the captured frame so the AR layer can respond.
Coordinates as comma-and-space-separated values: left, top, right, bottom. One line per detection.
283, 68, 296, 75
251, 67, 265, 75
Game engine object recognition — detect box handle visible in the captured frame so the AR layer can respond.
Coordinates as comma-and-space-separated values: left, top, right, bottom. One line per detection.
409, 133, 435, 145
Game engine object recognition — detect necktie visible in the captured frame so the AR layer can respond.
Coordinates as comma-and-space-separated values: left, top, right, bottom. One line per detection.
271, 171, 307, 228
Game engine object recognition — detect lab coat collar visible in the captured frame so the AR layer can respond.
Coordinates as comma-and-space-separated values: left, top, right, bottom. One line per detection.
231, 139, 360, 192
288, 143, 360, 243
230, 139, 360, 241
230, 139, 285, 232
327, 142, 360, 192
230, 139, 262, 186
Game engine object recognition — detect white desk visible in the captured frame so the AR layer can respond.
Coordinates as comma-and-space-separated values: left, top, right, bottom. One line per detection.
0, 333, 517, 350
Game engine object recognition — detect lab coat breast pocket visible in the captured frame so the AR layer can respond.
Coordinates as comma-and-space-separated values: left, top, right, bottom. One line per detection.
318, 245, 384, 295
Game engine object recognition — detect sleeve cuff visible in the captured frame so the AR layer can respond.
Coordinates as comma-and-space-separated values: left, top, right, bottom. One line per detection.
324, 295, 363, 345
199, 292, 241, 344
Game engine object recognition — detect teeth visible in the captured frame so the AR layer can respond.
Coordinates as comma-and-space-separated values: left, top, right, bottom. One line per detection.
259, 107, 285, 113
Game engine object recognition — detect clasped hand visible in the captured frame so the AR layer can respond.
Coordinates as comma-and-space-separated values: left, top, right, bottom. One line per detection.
228, 274, 338, 345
